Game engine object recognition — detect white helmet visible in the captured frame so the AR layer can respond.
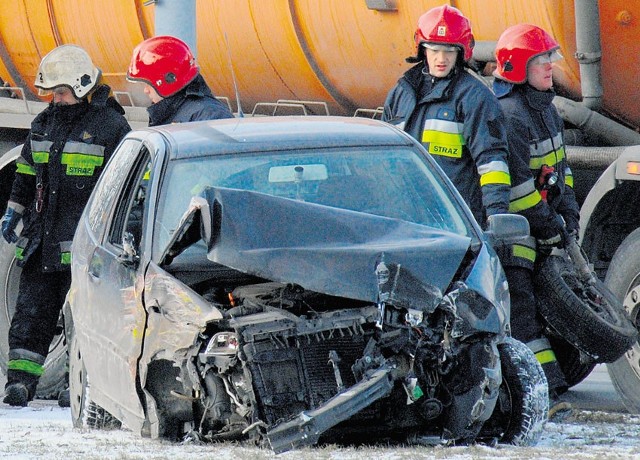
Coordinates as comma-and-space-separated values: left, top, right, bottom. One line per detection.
35, 45, 101, 98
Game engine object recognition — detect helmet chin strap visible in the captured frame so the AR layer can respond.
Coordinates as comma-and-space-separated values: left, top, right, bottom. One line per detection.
420, 60, 461, 80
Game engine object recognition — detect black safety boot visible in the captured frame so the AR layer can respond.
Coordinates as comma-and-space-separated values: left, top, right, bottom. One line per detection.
3, 382, 30, 407
548, 390, 573, 422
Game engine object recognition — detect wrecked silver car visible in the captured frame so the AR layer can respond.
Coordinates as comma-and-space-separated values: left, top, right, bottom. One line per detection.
64, 116, 546, 453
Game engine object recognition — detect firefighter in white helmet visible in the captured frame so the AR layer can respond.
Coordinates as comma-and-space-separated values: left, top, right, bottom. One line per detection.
1, 44, 131, 407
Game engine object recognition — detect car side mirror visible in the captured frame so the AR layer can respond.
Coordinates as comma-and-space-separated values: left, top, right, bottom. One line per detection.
484, 214, 530, 246
118, 232, 140, 268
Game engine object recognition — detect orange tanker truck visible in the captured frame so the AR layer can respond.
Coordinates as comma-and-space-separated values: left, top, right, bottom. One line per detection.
1, 0, 640, 413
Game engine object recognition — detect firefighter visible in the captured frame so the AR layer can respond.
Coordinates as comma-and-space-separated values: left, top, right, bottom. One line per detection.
127, 35, 233, 125
0, 45, 131, 407
493, 24, 581, 420
383, 5, 511, 227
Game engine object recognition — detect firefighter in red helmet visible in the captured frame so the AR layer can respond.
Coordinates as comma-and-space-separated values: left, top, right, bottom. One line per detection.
383, 5, 513, 437
127, 35, 233, 125
383, 5, 511, 229
493, 24, 580, 421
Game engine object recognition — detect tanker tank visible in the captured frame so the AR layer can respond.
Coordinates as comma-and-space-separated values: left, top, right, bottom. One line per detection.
0, 1, 637, 128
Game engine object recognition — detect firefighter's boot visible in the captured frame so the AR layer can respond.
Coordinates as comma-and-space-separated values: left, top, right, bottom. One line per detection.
3, 382, 30, 407
3, 366, 39, 407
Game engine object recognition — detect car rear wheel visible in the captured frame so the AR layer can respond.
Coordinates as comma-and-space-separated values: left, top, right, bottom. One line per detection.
480, 337, 548, 446
0, 239, 67, 398
68, 329, 121, 430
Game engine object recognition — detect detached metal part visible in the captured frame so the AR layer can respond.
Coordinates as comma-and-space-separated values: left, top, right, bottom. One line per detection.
267, 363, 395, 454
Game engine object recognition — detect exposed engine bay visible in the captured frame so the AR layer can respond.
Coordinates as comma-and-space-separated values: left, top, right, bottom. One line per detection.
141, 187, 511, 452
160, 278, 502, 453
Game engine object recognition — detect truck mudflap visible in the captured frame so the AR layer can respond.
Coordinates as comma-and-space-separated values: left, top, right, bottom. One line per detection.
267, 363, 395, 454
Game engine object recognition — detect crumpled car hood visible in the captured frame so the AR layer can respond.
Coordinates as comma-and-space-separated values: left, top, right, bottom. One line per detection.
166, 186, 475, 312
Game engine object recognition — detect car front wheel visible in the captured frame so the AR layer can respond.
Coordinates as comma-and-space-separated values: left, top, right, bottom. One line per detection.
68, 327, 121, 430
480, 336, 548, 446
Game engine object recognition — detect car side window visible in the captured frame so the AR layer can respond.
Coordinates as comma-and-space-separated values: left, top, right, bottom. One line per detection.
87, 139, 142, 237
108, 147, 152, 251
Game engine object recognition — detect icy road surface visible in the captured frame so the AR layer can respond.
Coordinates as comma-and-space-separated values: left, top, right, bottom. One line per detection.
1, 365, 640, 459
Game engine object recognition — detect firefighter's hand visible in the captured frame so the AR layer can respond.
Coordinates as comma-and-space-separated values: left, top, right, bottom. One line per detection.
564, 215, 580, 243
538, 215, 570, 249
537, 233, 562, 250
1, 207, 21, 244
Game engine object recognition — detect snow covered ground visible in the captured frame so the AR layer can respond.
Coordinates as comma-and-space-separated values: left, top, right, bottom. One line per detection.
2, 402, 640, 459
2, 366, 640, 459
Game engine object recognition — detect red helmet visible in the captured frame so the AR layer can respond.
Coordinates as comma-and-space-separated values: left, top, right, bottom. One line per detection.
412, 5, 475, 62
494, 24, 561, 84
127, 35, 199, 97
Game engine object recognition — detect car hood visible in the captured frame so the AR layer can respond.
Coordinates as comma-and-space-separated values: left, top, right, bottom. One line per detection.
165, 186, 474, 313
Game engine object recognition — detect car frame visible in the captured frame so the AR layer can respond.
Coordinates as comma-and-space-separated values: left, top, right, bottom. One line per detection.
64, 116, 541, 451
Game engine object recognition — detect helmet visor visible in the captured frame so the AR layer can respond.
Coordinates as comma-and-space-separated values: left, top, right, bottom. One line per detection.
423, 43, 459, 53
37, 85, 73, 98
530, 50, 563, 66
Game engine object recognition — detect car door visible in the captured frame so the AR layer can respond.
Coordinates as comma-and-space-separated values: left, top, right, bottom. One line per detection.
75, 139, 156, 425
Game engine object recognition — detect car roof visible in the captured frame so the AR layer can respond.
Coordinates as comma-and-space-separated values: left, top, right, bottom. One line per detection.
141, 116, 416, 160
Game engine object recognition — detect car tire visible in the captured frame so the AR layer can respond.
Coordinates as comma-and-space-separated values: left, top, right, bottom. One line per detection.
68, 327, 121, 430
604, 228, 640, 414
480, 336, 548, 446
535, 254, 637, 363
0, 239, 67, 398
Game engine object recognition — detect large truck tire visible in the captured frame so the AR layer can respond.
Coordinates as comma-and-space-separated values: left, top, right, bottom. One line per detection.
604, 228, 640, 414
480, 337, 548, 446
535, 254, 637, 363
0, 239, 67, 399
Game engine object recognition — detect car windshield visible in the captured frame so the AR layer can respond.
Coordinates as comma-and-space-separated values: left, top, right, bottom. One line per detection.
153, 146, 473, 254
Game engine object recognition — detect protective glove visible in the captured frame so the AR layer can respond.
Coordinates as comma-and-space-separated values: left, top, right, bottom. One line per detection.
1, 207, 22, 244
537, 214, 570, 249
563, 214, 580, 243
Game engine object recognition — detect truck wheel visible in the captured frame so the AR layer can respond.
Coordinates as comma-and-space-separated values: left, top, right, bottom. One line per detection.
69, 329, 121, 429
480, 337, 548, 446
535, 254, 637, 363
604, 228, 640, 414
548, 334, 597, 390
0, 240, 67, 399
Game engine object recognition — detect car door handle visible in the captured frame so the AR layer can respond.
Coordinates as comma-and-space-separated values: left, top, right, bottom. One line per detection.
88, 251, 102, 282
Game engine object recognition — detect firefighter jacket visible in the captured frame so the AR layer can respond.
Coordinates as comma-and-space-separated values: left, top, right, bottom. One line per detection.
495, 81, 580, 269
383, 63, 511, 226
9, 85, 131, 272
147, 74, 234, 126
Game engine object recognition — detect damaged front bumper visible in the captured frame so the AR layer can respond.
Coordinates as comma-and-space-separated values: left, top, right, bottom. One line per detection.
267, 363, 396, 453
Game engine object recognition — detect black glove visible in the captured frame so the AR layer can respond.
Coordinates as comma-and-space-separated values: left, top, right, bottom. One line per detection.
1, 207, 22, 244
563, 214, 580, 243
537, 214, 569, 249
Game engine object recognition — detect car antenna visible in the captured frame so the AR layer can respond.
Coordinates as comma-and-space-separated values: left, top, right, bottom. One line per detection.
224, 32, 244, 118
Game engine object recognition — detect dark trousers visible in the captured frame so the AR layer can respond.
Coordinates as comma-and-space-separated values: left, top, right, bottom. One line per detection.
505, 266, 543, 343
6, 250, 70, 393
504, 265, 568, 393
